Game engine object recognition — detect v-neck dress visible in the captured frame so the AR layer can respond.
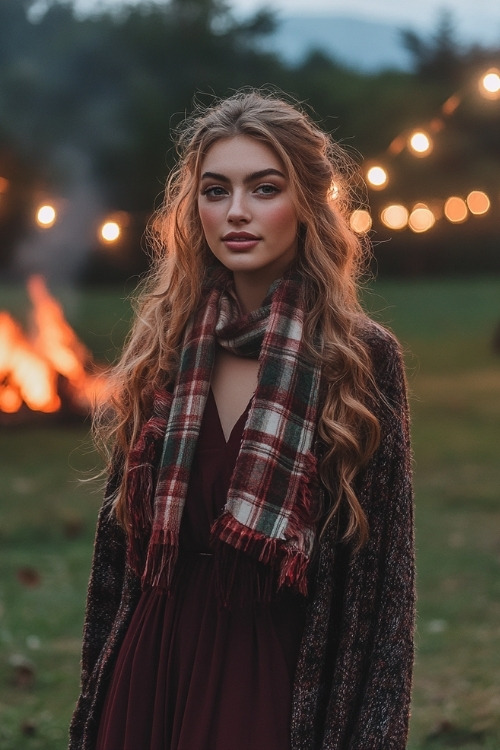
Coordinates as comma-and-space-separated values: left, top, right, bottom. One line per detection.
95, 389, 307, 750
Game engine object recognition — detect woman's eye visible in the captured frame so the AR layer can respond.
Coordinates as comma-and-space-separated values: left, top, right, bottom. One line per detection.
255, 184, 280, 196
201, 186, 227, 199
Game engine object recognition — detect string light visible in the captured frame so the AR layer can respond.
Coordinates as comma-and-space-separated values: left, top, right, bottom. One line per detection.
349, 209, 372, 234
466, 190, 490, 215
444, 196, 468, 223
381, 204, 409, 230
408, 131, 432, 156
366, 166, 388, 189
100, 220, 121, 243
328, 181, 339, 201
36, 204, 57, 228
363, 68, 499, 236
408, 206, 435, 233
479, 68, 500, 99
441, 94, 461, 116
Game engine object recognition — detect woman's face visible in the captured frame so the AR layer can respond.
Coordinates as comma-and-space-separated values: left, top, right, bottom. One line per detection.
197, 135, 299, 293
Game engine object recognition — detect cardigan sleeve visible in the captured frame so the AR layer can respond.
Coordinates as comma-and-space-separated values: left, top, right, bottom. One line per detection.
78, 479, 128, 690
69, 467, 142, 749
342, 331, 415, 748
291, 326, 415, 750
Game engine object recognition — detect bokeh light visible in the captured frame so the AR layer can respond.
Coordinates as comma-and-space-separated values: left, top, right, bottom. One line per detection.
0, 176, 9, 193
408, 206, 435, 233
36, 204, 57, 228
381, 204, 409, 230
408, 131, 432, 156
100, 220, 121, 243
466, 190, 490, 215
444, 196, 468, 223
479, 69, 500, 99
366, 165, 388, 189
349, 209, 372, 234
328, 181, 339, 201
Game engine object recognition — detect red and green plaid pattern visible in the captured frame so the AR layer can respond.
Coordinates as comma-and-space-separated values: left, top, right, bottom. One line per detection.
130, 273, 321, 595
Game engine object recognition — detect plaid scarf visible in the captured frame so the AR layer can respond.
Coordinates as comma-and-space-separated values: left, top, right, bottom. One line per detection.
126, 272, 321, 598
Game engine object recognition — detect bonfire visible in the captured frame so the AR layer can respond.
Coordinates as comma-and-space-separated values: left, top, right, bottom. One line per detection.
0, 276, 107, 417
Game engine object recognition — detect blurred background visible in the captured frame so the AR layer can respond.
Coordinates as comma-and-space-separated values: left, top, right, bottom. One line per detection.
0, 1, 499, 748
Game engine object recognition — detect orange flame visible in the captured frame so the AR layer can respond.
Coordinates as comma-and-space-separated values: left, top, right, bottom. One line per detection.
0, 276, 107, 415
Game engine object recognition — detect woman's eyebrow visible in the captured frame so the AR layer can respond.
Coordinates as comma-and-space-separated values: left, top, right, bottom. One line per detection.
200, 168, 286, 183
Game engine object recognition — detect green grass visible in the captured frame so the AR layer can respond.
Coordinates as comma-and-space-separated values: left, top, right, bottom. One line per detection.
1, 277, 500, 749
366, 279, 500, 750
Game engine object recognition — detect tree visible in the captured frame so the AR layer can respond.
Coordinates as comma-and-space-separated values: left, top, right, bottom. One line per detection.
401, 9, 473, 87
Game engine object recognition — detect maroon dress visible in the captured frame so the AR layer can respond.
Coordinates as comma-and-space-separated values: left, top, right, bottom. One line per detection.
96, 389, 307, 750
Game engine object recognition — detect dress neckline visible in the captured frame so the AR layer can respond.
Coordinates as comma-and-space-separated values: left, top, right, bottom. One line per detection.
208, 387, 252, 447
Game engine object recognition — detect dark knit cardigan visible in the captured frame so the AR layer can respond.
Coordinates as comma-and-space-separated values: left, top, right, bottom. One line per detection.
69, 323, 415, 750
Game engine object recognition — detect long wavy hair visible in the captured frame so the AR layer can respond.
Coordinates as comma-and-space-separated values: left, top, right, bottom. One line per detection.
96, 89, 381, 547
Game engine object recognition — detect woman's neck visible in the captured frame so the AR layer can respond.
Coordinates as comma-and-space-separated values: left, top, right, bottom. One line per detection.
233, 273, 274, 314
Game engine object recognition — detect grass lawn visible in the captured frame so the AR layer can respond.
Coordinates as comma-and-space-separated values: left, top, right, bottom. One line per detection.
1, 277, 500, 749
365, 279, 500, 750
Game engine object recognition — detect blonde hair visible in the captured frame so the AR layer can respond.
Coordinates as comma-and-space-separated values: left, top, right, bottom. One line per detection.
96, 89, 380, 546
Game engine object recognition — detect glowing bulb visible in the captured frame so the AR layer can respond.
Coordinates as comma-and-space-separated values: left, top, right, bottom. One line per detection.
366, 166, 388, 189
36, 204, 57, 228
381, 204, 409, 230
408, 206, 435, 233
408, 131, 432, 156
480, 69, 500, 98
466, 190, 490, 216
100, 221, 121, 243
444, 196, 468, 224
349, 209, 372, 234
328, 181, 339, 201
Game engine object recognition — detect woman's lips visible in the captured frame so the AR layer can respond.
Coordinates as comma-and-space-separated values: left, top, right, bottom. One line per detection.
222, 232, 261, 251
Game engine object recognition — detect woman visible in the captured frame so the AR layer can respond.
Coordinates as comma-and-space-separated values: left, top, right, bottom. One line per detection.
70, 90, 415, 750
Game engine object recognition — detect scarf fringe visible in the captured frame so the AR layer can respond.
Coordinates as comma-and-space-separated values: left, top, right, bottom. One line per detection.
211, 452, 318, 601
141, 527, 179, 590
211, 512, 310, 600
277, 549, 309, 596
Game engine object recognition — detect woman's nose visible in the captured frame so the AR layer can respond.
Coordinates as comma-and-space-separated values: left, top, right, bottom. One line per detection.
226, 191, 251, 223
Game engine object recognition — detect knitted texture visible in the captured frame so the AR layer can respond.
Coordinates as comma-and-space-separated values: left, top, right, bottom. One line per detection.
69, 322, 415, 750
